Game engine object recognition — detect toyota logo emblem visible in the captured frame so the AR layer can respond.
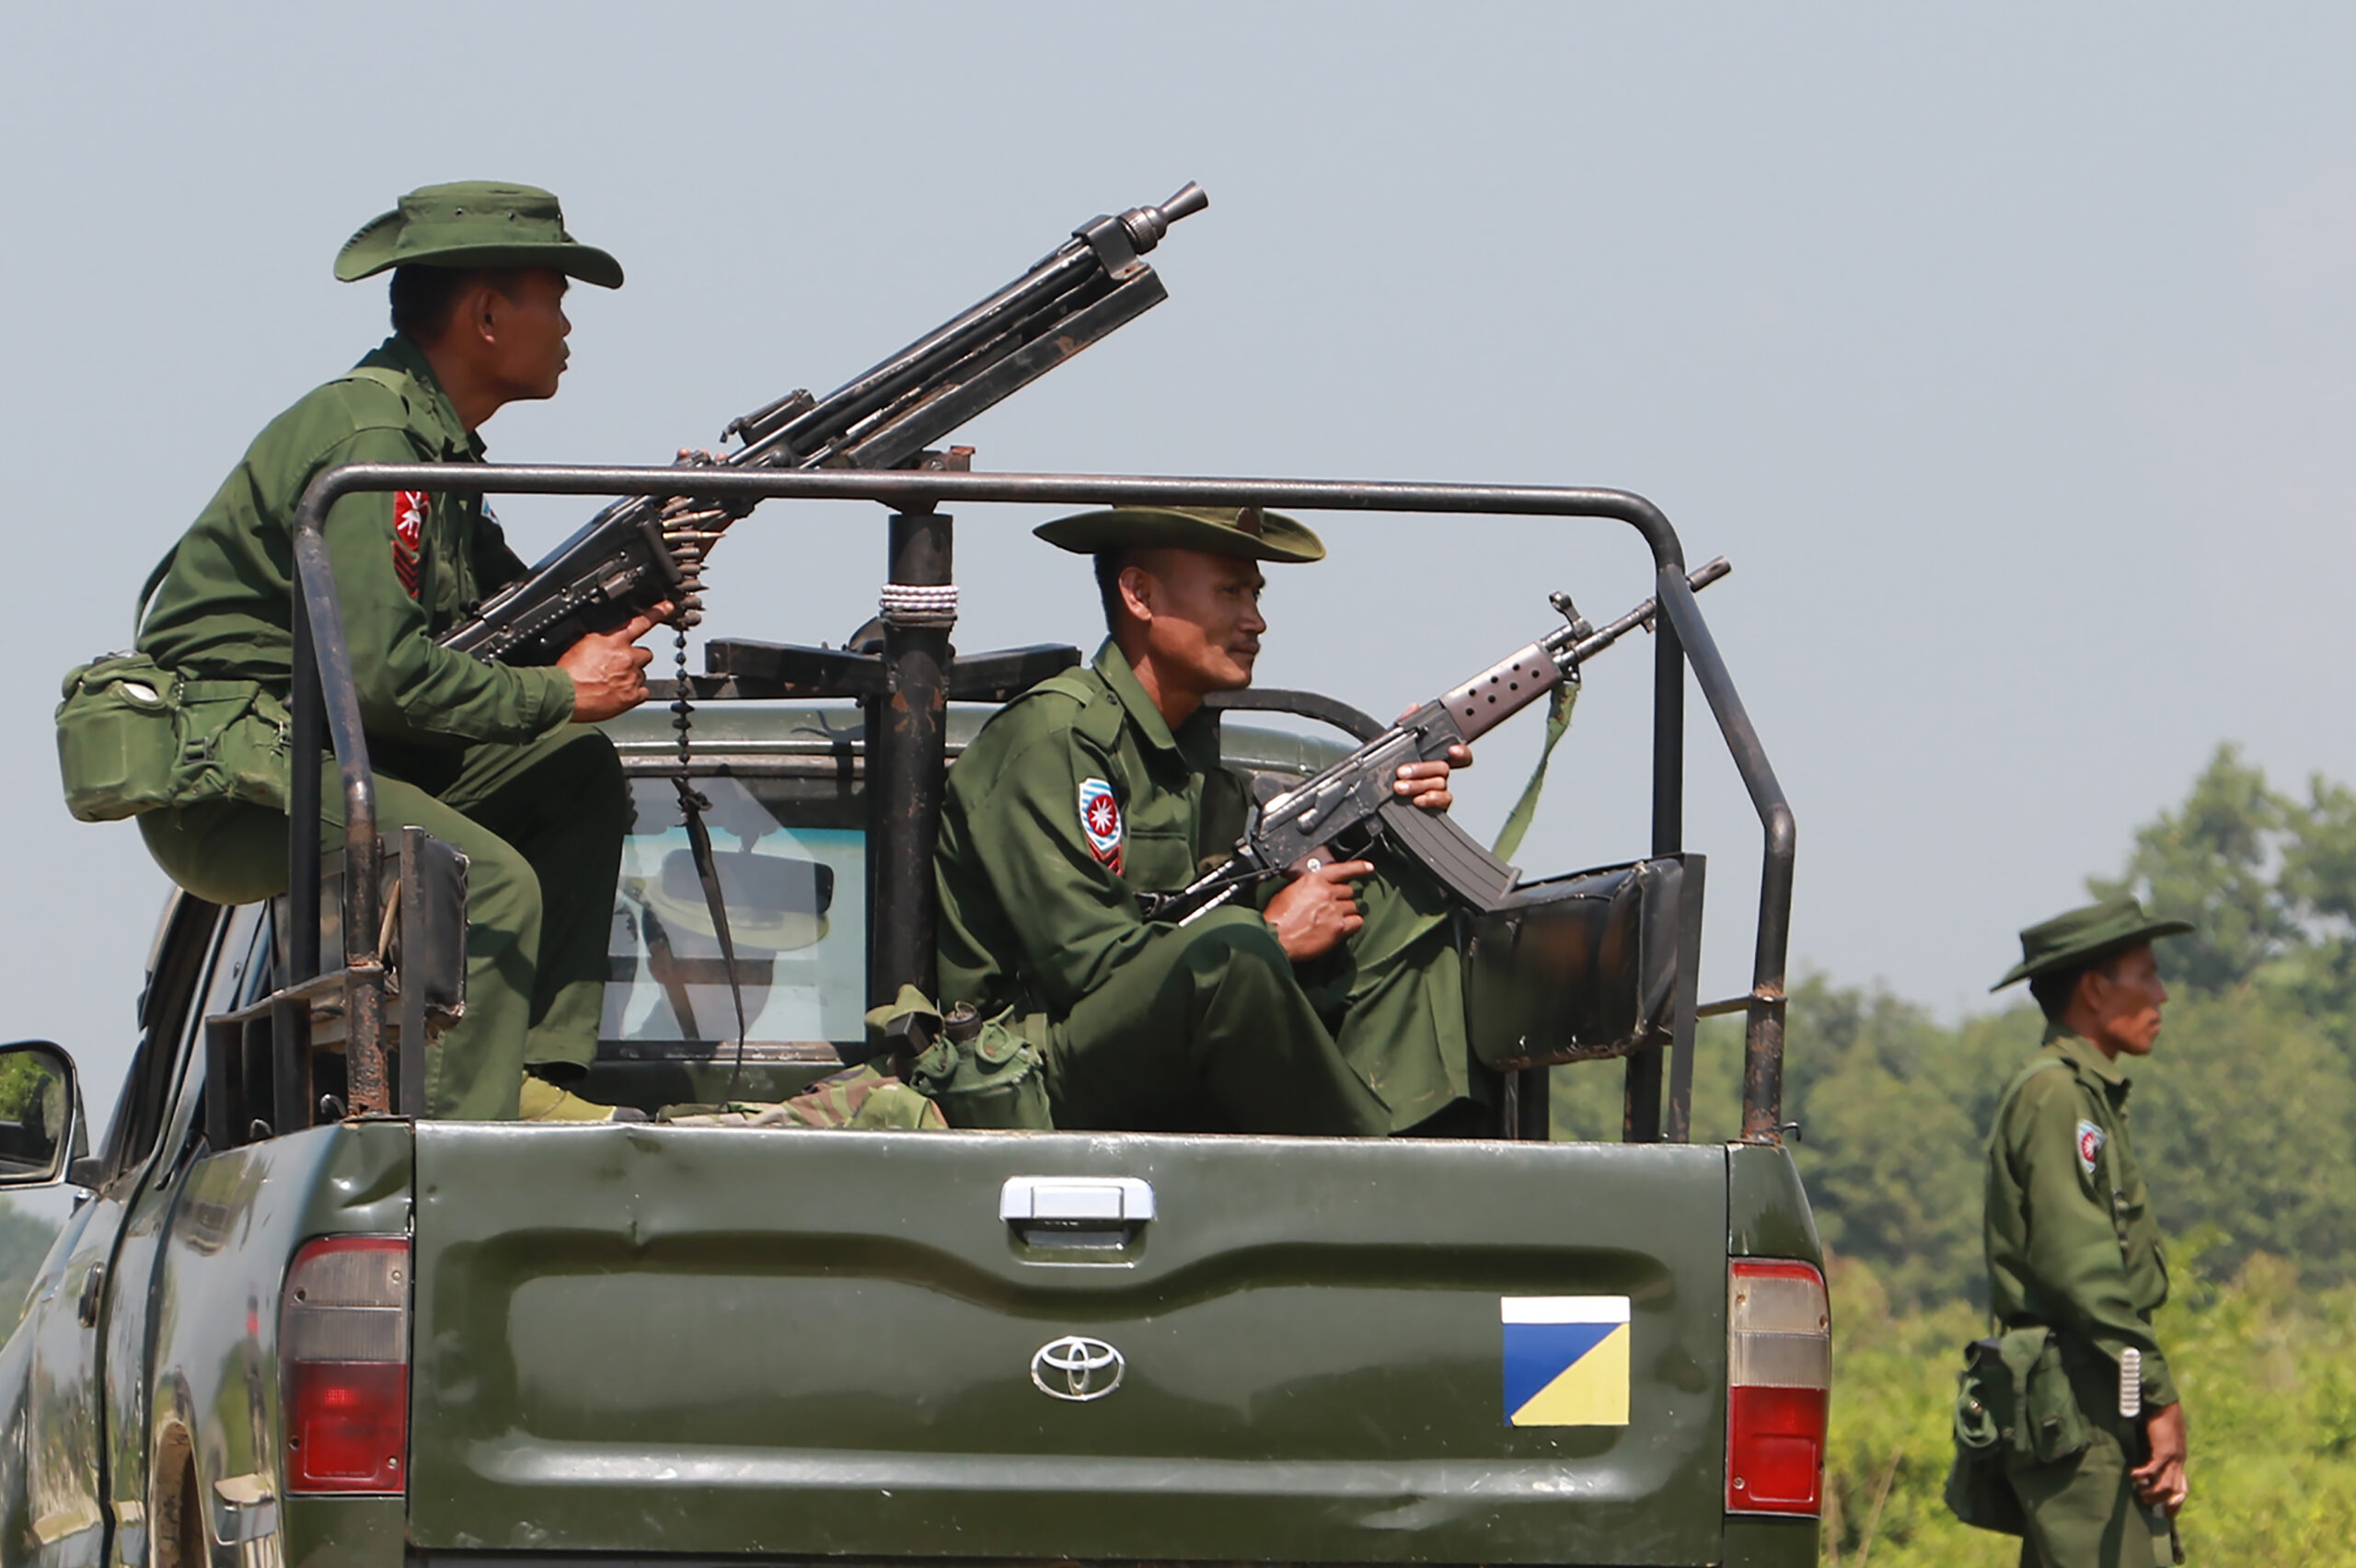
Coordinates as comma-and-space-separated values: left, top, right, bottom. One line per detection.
1031, 1335, 1125, 1401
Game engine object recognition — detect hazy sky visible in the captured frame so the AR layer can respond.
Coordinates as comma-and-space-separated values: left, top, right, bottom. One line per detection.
6, 4, 2354, 1118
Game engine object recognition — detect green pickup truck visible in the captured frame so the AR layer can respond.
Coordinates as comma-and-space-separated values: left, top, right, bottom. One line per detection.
0, 465, 1824, 1568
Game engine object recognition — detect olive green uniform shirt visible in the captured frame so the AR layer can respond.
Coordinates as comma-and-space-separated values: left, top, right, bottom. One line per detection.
936, 640, 1251, 1021
137, 334, 575, 791
1985, 1026, 2177, 1408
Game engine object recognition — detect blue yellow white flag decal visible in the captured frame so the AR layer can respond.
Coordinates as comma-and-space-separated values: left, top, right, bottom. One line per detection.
1502, 1296, 1631, 1426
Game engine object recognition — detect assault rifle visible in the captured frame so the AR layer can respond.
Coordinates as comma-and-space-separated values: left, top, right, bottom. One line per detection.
441, 181, 1210, 665
1138, 558, 1730, 924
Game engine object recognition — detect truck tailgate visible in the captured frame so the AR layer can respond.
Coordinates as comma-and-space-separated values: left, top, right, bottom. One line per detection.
410, 1125, 1730, 1562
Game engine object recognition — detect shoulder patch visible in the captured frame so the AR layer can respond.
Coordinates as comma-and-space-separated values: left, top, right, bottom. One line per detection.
2075, 1119, 2106, 1176
1078, 778, 1125, 873
391, 491, 428, 599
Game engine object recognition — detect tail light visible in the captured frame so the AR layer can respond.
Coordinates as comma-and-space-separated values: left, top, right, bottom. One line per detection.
1726, 1259, 1830, 1516
282, 1236, 410, 1494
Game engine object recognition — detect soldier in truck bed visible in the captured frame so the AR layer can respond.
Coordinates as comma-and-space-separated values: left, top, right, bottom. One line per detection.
933, 505, 1486, 1136
133, 182, 669, 1124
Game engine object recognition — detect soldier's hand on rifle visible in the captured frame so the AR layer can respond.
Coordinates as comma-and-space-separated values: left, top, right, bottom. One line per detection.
1265, 857, 1373, 963
560, 603, 674, 721
2131, 1401, 2189, 1516
1392, 739, 1473, 812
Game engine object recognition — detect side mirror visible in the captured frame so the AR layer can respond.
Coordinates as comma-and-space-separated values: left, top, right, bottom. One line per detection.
0, 1041, 83, 1188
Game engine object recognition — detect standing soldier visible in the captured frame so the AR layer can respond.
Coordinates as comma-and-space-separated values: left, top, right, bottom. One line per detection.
133, 182, 668, 1122
1984, 895, 2192, 1566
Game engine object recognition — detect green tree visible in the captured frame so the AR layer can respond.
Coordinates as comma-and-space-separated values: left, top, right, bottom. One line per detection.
2090, 743, 2294, 993
2269, 776, 2356, 1053
2131, 991, 2356, 1284
1779, 982, 1996, 1312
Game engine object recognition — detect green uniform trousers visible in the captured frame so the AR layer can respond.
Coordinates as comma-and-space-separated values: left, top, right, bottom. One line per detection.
2002, 1358, 2176, 1568
137, 725, 626, 1121
1041, 862, 1464, 1137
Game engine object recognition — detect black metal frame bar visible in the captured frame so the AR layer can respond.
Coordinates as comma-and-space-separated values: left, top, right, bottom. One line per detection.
287, 462, 1796, 1140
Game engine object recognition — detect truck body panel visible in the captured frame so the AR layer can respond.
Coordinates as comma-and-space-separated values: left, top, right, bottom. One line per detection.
409, 1126, 1736, 1565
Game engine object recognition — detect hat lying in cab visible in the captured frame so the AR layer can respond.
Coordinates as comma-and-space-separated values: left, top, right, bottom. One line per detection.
334, 181, 624, 287
1034, 505, 1326, 563
1991, 894, 2193, 991
632, 848, 834, 955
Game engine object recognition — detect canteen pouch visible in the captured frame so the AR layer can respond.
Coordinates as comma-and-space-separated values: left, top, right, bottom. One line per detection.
56, 654, 184, 821
1943, 1329, 2046, 1536
57, 657, 292, 821
909, 1009, 1054, 1130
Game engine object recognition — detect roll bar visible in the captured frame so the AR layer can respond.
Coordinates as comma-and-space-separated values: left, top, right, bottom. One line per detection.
286, 463, 1796, 1143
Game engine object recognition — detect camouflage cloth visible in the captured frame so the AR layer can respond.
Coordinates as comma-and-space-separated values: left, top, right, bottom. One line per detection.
662, 1064, 947, 1131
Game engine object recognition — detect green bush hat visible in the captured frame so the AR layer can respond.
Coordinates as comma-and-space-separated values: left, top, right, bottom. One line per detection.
1034, 504, 1325, 563
1991, 894, 2193, 991
333, 181, 624, 288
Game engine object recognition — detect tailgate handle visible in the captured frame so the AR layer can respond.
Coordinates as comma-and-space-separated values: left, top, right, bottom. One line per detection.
1000, 1176, 1155, 1247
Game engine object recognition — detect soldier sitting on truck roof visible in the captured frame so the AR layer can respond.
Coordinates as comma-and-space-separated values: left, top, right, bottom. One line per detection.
133, 182, 669, 1124
933, 506, 1485, 1136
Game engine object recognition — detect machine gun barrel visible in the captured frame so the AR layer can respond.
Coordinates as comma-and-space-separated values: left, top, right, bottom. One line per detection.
730, 181, 1207, 467
440, 183, 1208, 665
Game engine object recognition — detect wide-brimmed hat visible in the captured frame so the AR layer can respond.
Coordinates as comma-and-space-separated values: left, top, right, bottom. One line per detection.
629, 848, 833, 954
1991, 894, 2192, 991
334, 181, 624, 288
1034, 504, 1325, 563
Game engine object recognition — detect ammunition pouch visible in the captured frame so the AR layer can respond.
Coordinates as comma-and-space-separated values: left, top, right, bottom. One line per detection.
57, 656, 291, 822
2023, 1334, 2096, 1463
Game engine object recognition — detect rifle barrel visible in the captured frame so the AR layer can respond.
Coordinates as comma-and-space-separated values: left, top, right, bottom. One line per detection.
1559, 556, 1729, 666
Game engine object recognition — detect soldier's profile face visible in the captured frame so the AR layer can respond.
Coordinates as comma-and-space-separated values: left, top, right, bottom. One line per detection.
480, 268, 573, 402
1126, 548, 1266, 694
2083, 942, 2168, 1057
